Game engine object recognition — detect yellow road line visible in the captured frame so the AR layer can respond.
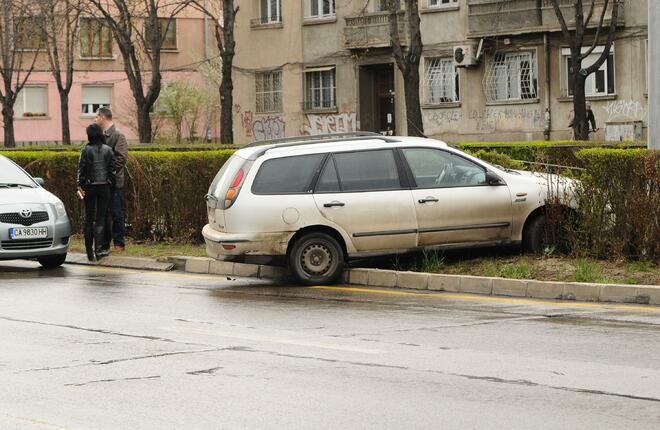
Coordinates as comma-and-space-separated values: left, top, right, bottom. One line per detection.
308, 286, 660, 313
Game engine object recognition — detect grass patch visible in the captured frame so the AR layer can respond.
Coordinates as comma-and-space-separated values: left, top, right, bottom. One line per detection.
417, 250, 445, 272
625, 260, 654, 273
68, 236, 207, 258
572, 259, 604, 283
500, 262, 535, 279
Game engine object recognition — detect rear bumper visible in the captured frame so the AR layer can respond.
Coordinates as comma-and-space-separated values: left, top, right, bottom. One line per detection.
202, 224, 293, 259
0, 216, 71, 260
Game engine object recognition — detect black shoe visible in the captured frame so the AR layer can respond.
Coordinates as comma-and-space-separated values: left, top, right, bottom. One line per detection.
87, 252, 96, 262
96, 250, 110, 260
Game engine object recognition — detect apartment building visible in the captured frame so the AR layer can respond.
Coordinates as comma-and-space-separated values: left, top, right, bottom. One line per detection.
232, 0, 649, 144
3, 6, 215, 145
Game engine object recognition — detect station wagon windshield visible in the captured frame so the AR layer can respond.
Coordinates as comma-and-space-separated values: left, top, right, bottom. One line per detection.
0, 157, 35, 188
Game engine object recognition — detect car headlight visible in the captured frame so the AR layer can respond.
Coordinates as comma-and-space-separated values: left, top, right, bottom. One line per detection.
54, 200, 67, 218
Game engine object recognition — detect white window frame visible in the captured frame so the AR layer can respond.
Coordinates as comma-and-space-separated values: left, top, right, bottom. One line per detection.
306, 0, 336, 19
427, 0, 458, 9
561, 46, 615, 98
424, 57, 460, 104
256, 70, 283, 113
81, 85, 112, 117
260, 0, 282, 24
485, 51, 538, 102
304, 67, 336, 111
15, 86, 48, 118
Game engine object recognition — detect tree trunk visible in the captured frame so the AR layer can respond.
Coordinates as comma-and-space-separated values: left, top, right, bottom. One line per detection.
572, 73, 590, 141
2, 104, 15, 148
59, 94, 71, 145
137, 105, 153, 144
403, 66, 424, 137
219, 61, 233, 145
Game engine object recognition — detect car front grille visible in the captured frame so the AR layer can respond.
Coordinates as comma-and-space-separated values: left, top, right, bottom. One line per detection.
1, 238, 53, 250
0, 211, 49, 226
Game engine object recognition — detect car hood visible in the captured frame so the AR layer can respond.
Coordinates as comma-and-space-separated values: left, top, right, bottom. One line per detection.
0, 187, 59, 206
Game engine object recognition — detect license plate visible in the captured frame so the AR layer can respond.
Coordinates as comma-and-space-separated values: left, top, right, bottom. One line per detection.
9, 227, 48, 240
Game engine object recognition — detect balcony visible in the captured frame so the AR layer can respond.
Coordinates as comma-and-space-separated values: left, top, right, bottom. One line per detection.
467, 0, 625, 38
343, 11, 407, 50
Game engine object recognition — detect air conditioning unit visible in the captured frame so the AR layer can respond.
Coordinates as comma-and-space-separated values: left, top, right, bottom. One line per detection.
453, 45, 479, 67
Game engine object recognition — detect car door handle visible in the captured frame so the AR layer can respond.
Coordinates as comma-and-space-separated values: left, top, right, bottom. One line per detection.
418, 197, 439, 204
324, 201, 345, 208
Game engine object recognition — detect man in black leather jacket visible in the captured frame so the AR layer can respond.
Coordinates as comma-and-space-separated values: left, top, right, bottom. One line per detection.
77, 124, 116, 261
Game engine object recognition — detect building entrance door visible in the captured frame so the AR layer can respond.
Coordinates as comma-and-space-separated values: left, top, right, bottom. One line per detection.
359, 64, 395, 135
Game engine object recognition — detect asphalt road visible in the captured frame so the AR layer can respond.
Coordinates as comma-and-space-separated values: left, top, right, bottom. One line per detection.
1, 261, 659, 430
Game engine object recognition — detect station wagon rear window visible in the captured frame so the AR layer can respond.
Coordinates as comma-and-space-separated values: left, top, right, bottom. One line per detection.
252, 154, 325, 194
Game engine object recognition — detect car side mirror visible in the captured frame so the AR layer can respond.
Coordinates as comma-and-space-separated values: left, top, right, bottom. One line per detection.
34, 177, 45, 186
485, 171, 505, 186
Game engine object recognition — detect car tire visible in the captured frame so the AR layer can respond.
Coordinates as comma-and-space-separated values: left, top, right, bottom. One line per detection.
289, 232, 344, 286
523, 215, 546, 254
38, 253, 67, 269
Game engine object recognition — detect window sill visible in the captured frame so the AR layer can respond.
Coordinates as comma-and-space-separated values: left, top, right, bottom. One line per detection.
303, 106, 338, 114
485, 98, 540, 106
80, 114, 98, 119
420, 5, 460, 14
250, 21, 284, 30
255, 110, 284, 115
16, 115, 50, 121
422, 102, 461, 109
147, 48, 179, 53
79, 56, 117, 61
557, 94, 617, 102
303, 16, 337, 26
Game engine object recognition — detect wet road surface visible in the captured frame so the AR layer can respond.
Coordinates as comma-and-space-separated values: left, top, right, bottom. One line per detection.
1, 261, 659, 429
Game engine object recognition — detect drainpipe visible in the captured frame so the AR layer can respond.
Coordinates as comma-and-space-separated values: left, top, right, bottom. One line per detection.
203, 0, 212, 142
544, 32, 552, 141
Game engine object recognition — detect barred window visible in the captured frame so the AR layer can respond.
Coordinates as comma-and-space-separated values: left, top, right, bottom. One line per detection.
304, 68, 336, 110
255, 71, 283, 113
425, 57, 459, 104
483, 52, 537, 102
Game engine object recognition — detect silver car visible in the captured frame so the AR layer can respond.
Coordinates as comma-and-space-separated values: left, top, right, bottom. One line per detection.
0, 155, 71, 268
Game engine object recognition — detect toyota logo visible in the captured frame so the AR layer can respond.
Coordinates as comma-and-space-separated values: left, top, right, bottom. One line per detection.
19, 209, 32, 218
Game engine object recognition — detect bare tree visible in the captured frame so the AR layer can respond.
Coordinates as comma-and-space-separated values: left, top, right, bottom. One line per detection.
85, 0, 192, 143
388, 0, 424, 137
549, 0, 622, 140
37, 0, 81, 145
0, 0, 41, 147
192, 0, 238, 144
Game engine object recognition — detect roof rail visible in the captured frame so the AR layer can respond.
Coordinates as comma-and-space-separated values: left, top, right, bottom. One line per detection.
244, 132, 384, 148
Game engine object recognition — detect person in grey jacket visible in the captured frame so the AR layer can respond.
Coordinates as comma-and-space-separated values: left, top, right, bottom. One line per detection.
95, 107, 128, 252
78, 124, 116, 261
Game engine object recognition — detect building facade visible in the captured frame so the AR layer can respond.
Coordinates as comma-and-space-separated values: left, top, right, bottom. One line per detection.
2, 6, 216, 145
232, 0, 649, 145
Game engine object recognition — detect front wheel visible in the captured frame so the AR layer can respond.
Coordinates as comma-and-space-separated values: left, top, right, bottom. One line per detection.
288, 232, 344, 286
523, 216, 546, 254
38, 253, 67, 269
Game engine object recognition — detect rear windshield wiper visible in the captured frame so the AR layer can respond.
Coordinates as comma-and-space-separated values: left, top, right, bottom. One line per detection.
0, 183, 34, 188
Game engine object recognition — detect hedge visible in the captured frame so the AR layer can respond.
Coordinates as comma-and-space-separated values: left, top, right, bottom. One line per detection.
2, 150, 234, 242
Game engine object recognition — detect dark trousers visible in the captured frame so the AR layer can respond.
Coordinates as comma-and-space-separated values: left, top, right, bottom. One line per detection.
103, 187, 125, 249
83, 184, 111, 256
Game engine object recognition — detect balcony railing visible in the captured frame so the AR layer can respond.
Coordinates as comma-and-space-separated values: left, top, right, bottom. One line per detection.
467, 0, 625, 38
343, 11, 407, 49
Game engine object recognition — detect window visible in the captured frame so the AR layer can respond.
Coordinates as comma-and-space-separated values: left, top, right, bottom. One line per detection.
252, 154, 325, 194
428, 0, 458, 8
255, 71, 283, 113
374, 0, 388, 11
562, 46, 615, 97
15, 17, 43, 50
315, 157, 340, 193
304, 68, 336, 110
259, 0, 282, 24
80, 17, 113, 58
483, 51, 537, 102
16, 87, 47, 117
425, 58, 459, 104
81, 85, 112, 115
307, 0, 336, 19
145, 18, 177, 50
333, 150, 401, 192
402, 148, 487, 188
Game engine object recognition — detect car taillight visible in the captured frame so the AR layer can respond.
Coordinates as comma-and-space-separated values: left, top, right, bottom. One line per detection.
225, 168, 245, 208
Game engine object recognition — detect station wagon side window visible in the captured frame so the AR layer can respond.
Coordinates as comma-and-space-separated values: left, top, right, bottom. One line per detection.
252, 153, 325, 194
402, 148, 487, 188
333, 150, 401, 192
315, 156, 341, 193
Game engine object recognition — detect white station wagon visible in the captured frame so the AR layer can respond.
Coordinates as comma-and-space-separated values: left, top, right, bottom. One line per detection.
203, 133, 572, 285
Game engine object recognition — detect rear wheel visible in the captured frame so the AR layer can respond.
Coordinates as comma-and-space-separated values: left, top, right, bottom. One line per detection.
288, 232, 344, 285
38, 253, 67, 269
523, 215, 546, 254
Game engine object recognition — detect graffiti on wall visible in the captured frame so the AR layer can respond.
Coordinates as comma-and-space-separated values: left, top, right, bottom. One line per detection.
424, 107, 543, 132
603, 100, 646, 122
235, 105, 286, 141
302, 112, 357, 135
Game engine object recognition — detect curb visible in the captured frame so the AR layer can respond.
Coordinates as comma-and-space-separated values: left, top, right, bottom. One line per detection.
66, 253, 174, 271
167, 256, 290, 281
